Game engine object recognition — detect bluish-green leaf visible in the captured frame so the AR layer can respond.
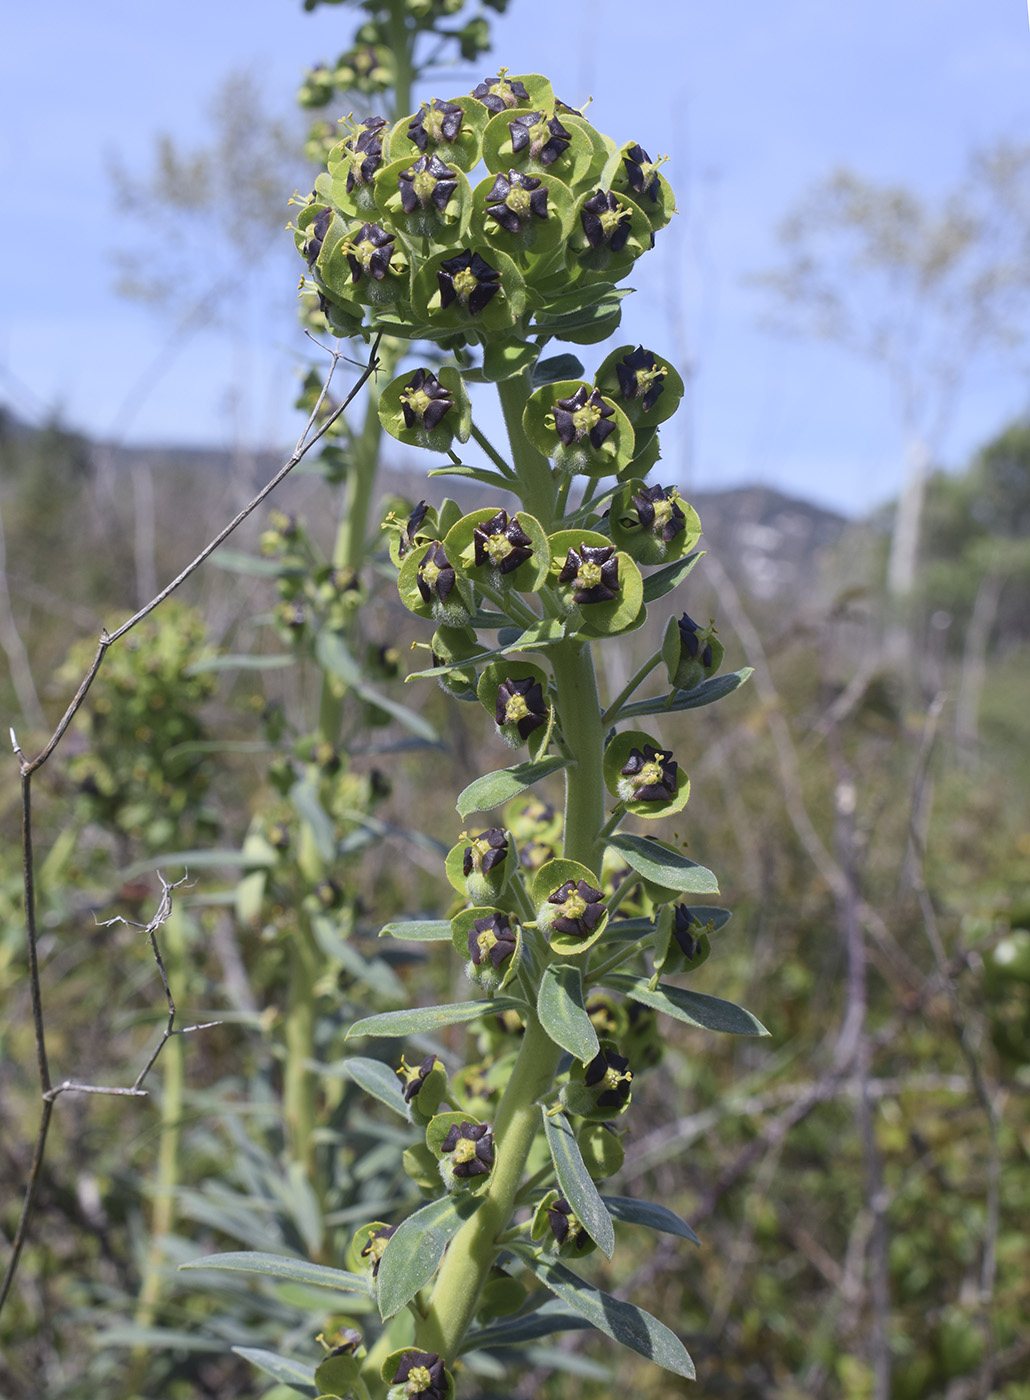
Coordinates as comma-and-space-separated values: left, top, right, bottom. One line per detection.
462, 1298, 595, 1353
353, 682, 437, 741
640, 550, 704, 604
601, 1195, 700, 1244
618, 668, 753, 719
607, 834, 719, 894
542, 1109, 614, 1258
457, 757, 568, 819
532, 353, 585, 387
379, 919, 454, 942
179, 1251, 368, 1295
428, 464, 515, 491
377, 1194, 481, 1320
537, 965, 599, 1064
231, 1346, 317, 1396
517, 1251, 695, 1379
315, 629, 361, 685
601, 973, 768, 1036
185, 652, 295, 674
346, 997, 523, 1041
213, 549, 302, 577
342, 1057, 409, 1117
290, 779, 336, 862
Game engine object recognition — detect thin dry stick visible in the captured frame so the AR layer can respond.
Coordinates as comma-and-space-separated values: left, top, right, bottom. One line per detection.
0, 337, 382, 1320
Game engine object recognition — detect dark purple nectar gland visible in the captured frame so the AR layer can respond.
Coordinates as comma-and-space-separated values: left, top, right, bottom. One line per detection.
547, 1196, 590, 1251
672, 905, 701, 959
305, 206, 332, 267
558, 543, 620, 605
485, 170, 550, 234
584, 1047, 633, 1110
360, 1223, 398, 1277
400, 369, 454, 432
472, 72, 531, 114
618, 744, 679, 802
397, 153, 459, 215
495, 676, 547, 740
463, 827, 509, 879
552, 386, 616, 451
398, 500, 429, 558
397, 1053, 439, 1104
615, 346, 668, 414
622, 143, 664, 203
440, 1121, 494, 1178
338, 116, 388, 194
473, 510, 534, 574
508, 110, 572, 166
416, 541, 457, 605
437, 250, 501, 316
391, 1351, 448, 1400
408, 99, 464, 152
548, 879, 606, 938
631, 484, 686, 545
345, 222, 395, 282
678, 612, 714, 669
468, 911, 518, 969
580, 189, 633, 252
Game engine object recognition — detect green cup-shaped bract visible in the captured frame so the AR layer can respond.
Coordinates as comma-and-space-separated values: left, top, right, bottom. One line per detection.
602, 727, 691, 820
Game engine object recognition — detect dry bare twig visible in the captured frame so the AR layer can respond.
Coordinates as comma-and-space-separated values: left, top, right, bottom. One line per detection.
0, 336, 382, 1319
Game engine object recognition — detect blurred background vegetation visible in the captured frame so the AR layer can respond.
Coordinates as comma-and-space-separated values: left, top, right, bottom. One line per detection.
2, 4, 1029, 1398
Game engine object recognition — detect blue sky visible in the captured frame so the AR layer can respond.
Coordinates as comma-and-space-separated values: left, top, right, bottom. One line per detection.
2, 0, 1030, 515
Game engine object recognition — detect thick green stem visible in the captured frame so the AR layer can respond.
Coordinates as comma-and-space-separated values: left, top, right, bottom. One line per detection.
415, 1017, 562, 1359
403, 354, 609, 1373
497, 372, 556, 528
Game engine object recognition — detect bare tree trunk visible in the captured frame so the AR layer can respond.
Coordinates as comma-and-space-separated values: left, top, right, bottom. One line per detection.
884, 435, 930, 669
955, 567, 1003, 766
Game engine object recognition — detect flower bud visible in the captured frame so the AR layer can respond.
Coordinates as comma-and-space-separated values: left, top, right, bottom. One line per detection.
662, 610, 724, 692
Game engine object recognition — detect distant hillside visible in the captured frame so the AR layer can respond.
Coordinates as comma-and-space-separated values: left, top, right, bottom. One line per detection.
0, 404, 857, 604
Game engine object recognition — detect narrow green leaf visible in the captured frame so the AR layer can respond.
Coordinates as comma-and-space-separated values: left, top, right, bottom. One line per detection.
428, 465, 515, 491
619, 668, 753, 719
213, 550, 303, 576
463, 1299, 596, 1352
290, 779, 336, 862
607, 834, 719, 894
379, 920, 453, 942
542, 1110, 615, 1258
185, 652, 295, 674
532, 353, 585, 386
517, 1252, 695, 1379
346, 997, 523, 1040
536, 965, 599, 1063
601, 973, 769, 1036
457, 757, 569, 819
315, 629, 361, 685
641, 550, 704, 603
601, 1195, 700, 1244
231, 1346, 317, 1396
179, 1251, 368, 1295
352, 681, 437, 741
377, 1194, 480, 1320
120, 848, 272, 878
342, 1057, 409, 1117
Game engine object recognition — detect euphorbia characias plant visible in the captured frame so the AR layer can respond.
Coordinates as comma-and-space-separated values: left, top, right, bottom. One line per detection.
189, 63, 765, 1396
